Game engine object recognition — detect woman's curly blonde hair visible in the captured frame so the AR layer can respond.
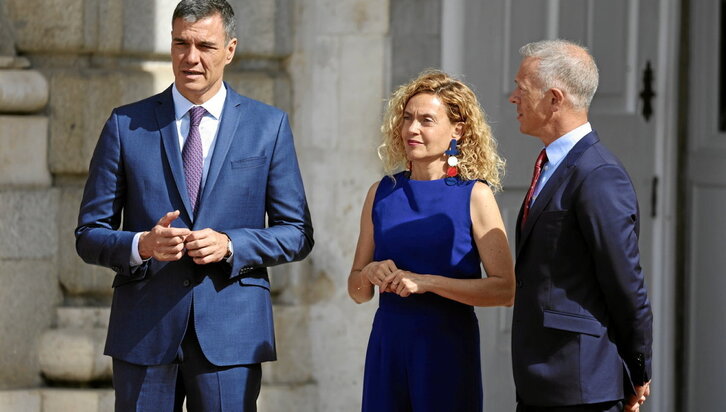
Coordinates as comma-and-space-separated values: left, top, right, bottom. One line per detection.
379, 69, 505, 192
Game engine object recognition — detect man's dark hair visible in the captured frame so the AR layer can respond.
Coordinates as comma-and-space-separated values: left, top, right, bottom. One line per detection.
173, 0, 237, 42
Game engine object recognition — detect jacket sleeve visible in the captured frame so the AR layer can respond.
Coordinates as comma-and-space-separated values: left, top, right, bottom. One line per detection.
225, 112, 314, 278
576, 163, 653, 386
75, 110, 141, 278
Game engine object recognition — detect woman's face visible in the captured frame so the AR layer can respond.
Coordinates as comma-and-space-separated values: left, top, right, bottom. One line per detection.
401, 93, 461, 164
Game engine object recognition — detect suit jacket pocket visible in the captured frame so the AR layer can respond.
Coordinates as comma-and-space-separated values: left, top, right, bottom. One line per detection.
112, 270, 147, 288
238, 271, 270, 290
543, 309, 604, 337
231, 156, 266, 169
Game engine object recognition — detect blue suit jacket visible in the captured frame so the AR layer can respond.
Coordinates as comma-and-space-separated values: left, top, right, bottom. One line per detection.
512, 131, 652, 406
75, 84, 314, 366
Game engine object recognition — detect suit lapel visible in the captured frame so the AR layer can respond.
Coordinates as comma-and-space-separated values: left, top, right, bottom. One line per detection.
197, 86, 245, 217
155, 87, 195, 221
516, 131, 601, 256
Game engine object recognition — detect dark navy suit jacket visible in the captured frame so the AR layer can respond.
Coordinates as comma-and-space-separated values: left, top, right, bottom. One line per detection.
75, 84, 314, 366
512, 131, 652, 406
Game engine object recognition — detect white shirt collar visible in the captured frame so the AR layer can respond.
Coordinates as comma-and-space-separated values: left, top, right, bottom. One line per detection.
172, 83, 227, 120
544, 122, 592, 166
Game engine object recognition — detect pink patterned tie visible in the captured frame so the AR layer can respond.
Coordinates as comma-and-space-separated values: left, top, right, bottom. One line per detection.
182, 106, 206, 215
521, 149, 548, 229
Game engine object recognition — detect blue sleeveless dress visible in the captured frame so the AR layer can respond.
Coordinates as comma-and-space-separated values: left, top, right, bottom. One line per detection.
362, 172, 483, 412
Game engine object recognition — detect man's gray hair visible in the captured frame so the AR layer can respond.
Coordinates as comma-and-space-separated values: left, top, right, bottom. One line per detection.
519, 39, 599, 110
173, 0, 237, 42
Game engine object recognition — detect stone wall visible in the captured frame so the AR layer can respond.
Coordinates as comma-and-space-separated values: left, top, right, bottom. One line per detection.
0, 0, 394, 410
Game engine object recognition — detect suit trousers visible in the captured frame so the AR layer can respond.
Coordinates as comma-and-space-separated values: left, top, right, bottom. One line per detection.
516, 400, 623, 412
112, 305, 262, 412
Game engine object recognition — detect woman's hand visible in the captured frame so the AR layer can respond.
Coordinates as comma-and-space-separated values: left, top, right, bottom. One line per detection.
360, 259, 399, 292
388, 270, 428, 297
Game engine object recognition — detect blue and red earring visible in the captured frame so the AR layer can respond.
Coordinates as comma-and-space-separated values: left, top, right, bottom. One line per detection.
445, 139, 460, 184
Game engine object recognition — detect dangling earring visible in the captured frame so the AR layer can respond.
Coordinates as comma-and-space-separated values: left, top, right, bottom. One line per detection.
445, 138, 460, 178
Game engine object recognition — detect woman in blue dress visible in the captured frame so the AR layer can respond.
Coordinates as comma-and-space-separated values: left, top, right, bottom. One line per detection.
348, 70, 516, 412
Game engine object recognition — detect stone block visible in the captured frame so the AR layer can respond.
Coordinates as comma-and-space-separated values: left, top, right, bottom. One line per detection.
57, 307, 110, 329
122, 0, 179, 55
339, 35, 387, 152
262, 305, 312, 384
38, 328, 111, 383
57, 187, 114, 296
6, 0, 86, 52
224, 72, 278, 107
258, 382, 317, 412
310, 299, 374, 412
41, 389, 114, 412
0, 116, 51, 187
0, 190, 58, 259
0, 260, 60, 389
229, 0, 284, 57
0, 390, 41, 412
0, 70, 48, 112
314, 0, 388, 35
47, 67, 171, 175
117, 0, 289, 57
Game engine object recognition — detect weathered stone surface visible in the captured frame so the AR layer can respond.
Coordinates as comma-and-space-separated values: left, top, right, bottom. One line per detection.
224, 72, 278, 107
258, 383, 317, 412
41, 389, 114, 412
0, 190, 58, 259
310, 299, 375, 412
0, 116, 51, 187
57, 307, 110, 329
0, 70, 48, 112
57, 187, 114, 296
6, 0, 86, 52
229, 0, 281, 57
262, 305, 312, 384
339, 36, 386, 152
0, 260, 60, 389
314, 0, 388, 34
38, 328, 111, 382
47, 67, 172, 175
0, 3, 17, 56
0, 390, 41, 412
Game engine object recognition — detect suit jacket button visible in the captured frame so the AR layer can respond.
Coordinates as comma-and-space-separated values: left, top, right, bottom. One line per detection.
183, 279, 191, 287
516, 280, 523, 288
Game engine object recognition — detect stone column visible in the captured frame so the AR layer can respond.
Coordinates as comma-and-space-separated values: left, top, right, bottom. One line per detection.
0, 1, 61, 393
288, 0, 390, 410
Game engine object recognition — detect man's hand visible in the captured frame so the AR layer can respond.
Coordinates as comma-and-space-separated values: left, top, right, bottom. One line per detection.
184, 229, 230, 265
138, 210, 191, 261
625, 381, 651, 412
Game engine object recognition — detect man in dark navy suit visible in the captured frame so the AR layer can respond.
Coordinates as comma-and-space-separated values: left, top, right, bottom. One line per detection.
508, 39, 652, 412
75, 0, 313, 410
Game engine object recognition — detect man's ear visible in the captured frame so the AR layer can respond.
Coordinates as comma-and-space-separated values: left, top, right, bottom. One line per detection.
549, 88, 566, 112
225, 38, 238, 64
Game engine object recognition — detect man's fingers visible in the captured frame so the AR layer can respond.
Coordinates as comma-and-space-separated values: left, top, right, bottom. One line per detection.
157, 210, 181, 228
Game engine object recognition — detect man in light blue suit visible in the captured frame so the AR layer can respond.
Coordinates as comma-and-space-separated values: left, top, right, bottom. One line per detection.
75, 1, 313, 410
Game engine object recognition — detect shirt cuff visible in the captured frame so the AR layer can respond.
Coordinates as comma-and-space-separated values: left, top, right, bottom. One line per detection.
224, 239, 234, 264
130, 232, 145, 267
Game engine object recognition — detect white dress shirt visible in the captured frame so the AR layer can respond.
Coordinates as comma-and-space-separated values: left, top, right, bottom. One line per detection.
130, 84, 228, 266
530, 122, 592, 206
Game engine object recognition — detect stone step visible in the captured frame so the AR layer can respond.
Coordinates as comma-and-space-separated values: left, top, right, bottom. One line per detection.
0, 389, 113, 412
0, 384, 316, 412
41, 305, 311, 385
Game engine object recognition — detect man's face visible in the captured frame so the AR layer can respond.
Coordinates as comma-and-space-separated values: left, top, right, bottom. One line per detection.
171, 13, 237, 104
509, 57, 550, 137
